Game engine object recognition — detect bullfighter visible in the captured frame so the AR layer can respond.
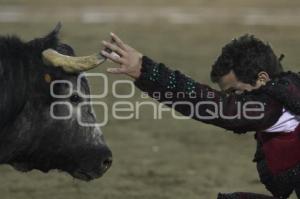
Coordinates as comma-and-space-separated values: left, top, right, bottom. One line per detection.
101, 33, 300, 199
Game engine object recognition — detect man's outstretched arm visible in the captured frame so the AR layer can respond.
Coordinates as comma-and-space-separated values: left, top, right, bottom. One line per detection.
101, 33, 283, 134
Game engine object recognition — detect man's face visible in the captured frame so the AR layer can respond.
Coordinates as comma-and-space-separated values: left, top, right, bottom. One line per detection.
218, 70, 269, 94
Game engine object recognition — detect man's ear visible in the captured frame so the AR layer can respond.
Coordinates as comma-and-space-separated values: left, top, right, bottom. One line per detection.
257, 71, 270, 85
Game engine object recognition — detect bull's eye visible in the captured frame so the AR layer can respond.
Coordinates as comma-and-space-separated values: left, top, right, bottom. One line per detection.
70, 93, 82, 104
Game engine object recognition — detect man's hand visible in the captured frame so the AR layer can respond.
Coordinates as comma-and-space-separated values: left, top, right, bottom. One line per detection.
101, 33, 143, 79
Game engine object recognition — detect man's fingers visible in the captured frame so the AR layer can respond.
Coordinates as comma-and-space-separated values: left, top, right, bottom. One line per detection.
107, 67, 127, 74
110, 32, 127, 50
102, 40, 126, 57
101, 50, 124, 64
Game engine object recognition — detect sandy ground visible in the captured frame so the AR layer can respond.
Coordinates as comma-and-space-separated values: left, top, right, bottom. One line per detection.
1, 6, 300, 26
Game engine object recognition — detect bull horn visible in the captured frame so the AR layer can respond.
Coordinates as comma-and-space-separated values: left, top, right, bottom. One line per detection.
42, 49, 106, 73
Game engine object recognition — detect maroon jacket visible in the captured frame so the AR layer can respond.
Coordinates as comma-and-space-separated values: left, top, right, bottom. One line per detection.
134, 56, 300, 175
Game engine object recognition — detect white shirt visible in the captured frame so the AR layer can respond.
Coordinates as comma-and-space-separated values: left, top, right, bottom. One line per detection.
264, 108, 300, 133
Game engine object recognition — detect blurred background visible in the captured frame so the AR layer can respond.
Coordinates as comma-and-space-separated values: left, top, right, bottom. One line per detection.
0, 0, 299, 199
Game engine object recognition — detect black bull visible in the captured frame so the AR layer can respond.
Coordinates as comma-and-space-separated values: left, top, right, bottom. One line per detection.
0, 25, 112, 181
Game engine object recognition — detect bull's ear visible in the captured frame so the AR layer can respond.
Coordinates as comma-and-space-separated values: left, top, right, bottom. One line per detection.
27, 22, 62, 51
45, 22, 62, 42
52, 22, 62, 35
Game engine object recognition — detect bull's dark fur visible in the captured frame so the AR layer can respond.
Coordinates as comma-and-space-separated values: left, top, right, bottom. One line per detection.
0, 24, 112, 181
0, 26, 58, 131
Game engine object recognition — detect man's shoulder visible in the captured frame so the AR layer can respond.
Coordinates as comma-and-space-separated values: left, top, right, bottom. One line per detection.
260, 71, 300, 115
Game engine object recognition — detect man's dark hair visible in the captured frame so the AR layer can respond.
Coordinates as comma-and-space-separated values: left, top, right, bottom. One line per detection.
210, 34, 284, 85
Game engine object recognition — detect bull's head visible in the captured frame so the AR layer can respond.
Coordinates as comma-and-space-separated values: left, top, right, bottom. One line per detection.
0, 23, 112, 181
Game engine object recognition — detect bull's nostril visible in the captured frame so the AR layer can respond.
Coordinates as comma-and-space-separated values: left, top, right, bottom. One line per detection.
102, 157, 112, 172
